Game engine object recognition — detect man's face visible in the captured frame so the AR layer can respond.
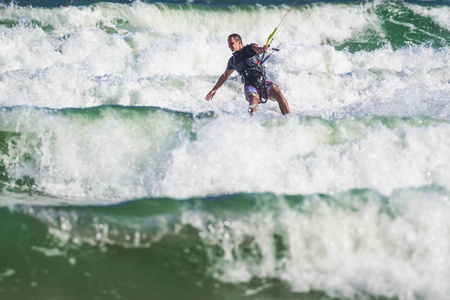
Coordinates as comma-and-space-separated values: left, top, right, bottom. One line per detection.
228, 37, 242, 52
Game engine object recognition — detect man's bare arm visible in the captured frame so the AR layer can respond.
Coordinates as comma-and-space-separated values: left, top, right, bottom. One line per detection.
205, 69, 234, 101
251, 44, 268, 54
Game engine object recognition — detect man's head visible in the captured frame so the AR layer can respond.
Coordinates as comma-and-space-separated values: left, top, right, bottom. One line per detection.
228, 33, 243, 52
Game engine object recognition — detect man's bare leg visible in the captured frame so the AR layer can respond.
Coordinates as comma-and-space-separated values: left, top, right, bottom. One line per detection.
248, 95, 259, 115
269, 85, 290, 115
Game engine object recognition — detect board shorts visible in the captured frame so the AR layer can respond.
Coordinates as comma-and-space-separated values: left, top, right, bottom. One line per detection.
244, 81, 277, 103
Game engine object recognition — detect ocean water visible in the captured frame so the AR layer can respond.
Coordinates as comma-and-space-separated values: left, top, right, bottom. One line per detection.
0, 0, 449, 299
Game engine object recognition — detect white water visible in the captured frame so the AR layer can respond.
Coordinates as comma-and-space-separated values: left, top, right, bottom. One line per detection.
1, 3, 450, 300
161, 115, 450, 198
186, 189, 450, 300
0, 2, 448, 114
0, 1, 449, 202
23, 187, 450, 300
1, 107, 450, 202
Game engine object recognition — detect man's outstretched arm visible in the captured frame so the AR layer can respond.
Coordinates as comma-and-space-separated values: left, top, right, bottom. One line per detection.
205, 69, 234, 101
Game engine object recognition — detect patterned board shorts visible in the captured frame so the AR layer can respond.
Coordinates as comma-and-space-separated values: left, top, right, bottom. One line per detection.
244, 81, 278, 103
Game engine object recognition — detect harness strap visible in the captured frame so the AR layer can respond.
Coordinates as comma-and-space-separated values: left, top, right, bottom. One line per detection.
258, 72, 268, 104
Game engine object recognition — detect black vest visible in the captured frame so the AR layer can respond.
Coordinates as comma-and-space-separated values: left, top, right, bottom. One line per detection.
232, 45, 266, 88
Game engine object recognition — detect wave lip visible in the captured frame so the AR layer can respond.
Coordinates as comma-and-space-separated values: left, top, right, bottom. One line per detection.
0, 106, 196, 203
1, 106, 450, 204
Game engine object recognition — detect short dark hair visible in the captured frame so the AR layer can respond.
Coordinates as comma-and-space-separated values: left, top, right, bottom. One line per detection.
228, 33, 242, 43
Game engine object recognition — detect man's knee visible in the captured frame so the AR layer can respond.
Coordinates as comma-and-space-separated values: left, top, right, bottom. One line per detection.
271, 88, 284, 102
272, 85, 281, 94
269, 84, 281, 96
249, 95, 259, 106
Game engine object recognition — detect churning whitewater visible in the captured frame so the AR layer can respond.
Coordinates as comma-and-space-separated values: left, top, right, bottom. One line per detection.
0, 0, 449, 300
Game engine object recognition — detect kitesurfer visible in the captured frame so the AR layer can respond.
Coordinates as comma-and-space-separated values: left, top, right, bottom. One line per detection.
205, 33, 290, 115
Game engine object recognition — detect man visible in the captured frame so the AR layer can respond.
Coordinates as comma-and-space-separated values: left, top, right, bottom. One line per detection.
205, 33, 290, 115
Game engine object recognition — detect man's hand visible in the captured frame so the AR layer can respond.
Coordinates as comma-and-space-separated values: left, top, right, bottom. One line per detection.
205, 90, 216, 101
